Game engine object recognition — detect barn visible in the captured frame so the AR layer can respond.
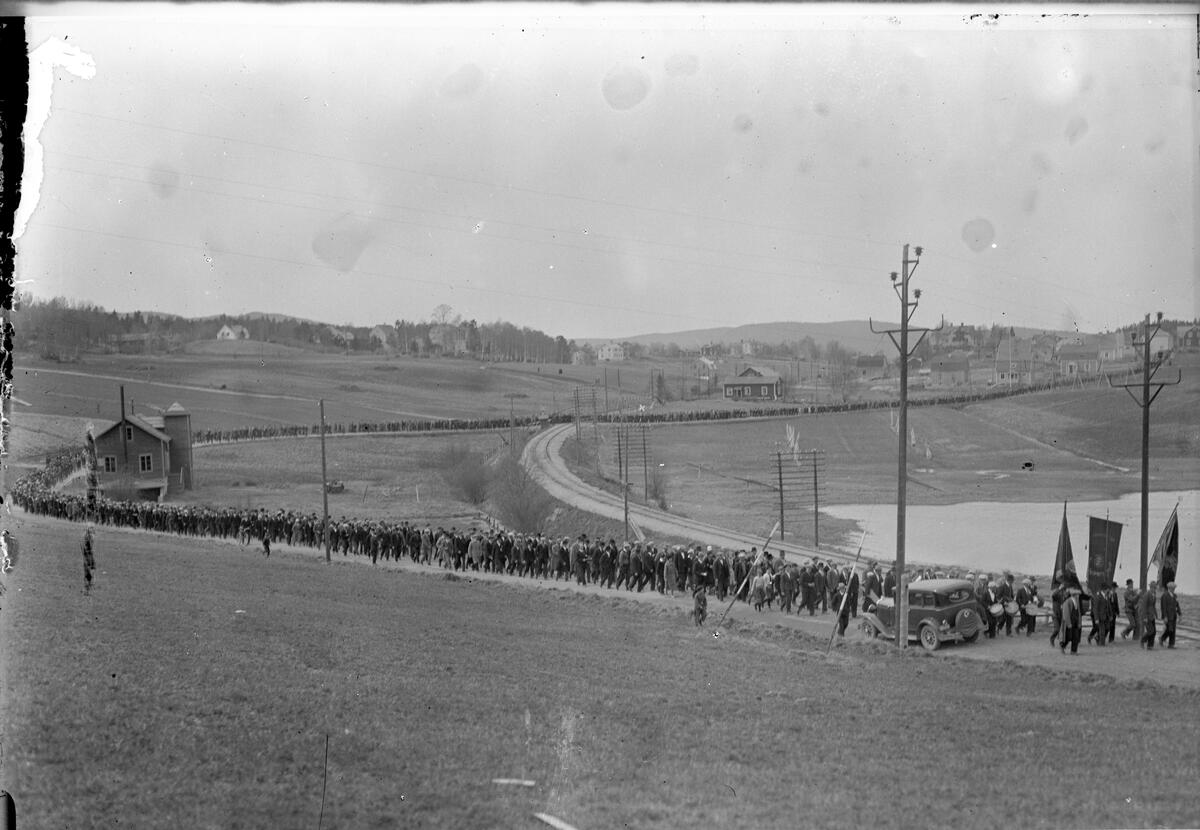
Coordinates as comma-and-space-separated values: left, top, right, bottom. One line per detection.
722, 366, 782, 401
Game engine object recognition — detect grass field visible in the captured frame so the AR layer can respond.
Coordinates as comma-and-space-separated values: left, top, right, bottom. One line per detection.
561, 376, 1199, 541
2, 513, 1197, 829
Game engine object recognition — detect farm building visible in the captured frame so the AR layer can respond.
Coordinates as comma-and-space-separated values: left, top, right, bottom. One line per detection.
1180, 325, 1200, 350
369, 325, 393, 348
1056, 341, 1100, 376
928, 353, 970, 387
723, 366, 782, 400
597, 343, 625, 362
216, 324, 250, 340
855, 354, 888, 379
92, 402, 194, 501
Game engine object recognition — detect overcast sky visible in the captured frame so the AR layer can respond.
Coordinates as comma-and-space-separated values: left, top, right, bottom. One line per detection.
14, 4, 1198, 340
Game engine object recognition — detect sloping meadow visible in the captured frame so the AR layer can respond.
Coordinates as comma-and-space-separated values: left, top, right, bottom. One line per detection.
2, 513, 1196, 829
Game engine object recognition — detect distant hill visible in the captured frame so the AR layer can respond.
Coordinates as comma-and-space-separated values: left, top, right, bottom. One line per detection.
585, 321, 897, 354
584, 320, 1075, 354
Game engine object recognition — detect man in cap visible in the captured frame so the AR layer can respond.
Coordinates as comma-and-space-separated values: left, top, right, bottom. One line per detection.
1121, 579, 1140, 640
1159, 582, 1180, 649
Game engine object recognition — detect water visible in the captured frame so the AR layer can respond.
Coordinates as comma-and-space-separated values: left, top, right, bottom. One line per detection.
823, 490, 1198, 595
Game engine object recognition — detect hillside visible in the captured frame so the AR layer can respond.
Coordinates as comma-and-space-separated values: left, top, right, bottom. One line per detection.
588, 320, 1063, 353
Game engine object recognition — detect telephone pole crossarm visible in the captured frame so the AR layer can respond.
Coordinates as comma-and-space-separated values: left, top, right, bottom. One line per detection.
1107, 312, 1181, 590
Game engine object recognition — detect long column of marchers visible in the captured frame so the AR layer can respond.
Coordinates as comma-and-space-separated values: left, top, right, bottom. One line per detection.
522, 424, 859, 565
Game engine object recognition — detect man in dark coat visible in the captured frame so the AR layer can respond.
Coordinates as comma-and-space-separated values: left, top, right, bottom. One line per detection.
814, 565, 828, 613
1060, 587, 1083, 655
1015, 578, 1039, 636
1138, 582, 1159, 649
1159, 582, 1181, 649
1087, 586, 1112, 646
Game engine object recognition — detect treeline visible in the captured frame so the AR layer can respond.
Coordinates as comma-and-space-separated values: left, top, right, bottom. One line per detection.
13, 294, 580, 363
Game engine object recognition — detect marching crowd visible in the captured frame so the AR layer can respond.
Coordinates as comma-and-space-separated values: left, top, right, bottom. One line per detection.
190, 376, 1084, 448
10, 445, 1183, 652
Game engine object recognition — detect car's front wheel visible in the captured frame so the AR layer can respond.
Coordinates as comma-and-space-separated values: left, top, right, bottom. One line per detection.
918, 624, 941, 652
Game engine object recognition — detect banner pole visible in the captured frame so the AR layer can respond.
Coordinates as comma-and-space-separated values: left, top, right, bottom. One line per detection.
827, 529, 868, 654
713, 521, 781, 634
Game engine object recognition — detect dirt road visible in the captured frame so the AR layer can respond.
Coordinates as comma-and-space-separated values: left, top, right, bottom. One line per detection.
522, 423, 859, 563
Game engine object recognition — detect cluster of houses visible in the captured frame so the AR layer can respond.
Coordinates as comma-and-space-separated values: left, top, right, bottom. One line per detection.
584, 322, 1198, 401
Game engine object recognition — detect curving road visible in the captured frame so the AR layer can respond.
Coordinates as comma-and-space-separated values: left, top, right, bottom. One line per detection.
522, 423, 861, 564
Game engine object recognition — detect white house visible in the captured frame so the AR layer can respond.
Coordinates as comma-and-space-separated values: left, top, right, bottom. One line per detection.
216, 324, 250, 340
597, 343, 625, 362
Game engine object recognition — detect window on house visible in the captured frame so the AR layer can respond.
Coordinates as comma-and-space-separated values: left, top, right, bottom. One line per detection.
103, 456, 117, 473
139, 454, 153, 473
125, 426, 134, 441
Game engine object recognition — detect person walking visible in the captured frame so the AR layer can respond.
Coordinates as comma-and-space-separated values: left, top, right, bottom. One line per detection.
1087, 586, 1112, 646
81, 524, 96, 595
1060, 587, 1083, 655
1138, 582, 1159, 650
1015, 578, 1039, 636
1159, 582, 1180, 649
1121, 579, 1140, 640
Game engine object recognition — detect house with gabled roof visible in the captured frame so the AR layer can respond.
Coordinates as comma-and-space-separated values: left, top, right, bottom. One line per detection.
723, 366, 782, 400
216, 324, 250, 340
92, 401, 194, 501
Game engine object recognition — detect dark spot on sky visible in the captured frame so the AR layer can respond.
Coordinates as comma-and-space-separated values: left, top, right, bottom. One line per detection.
961, 218, 995, 252
602, 66, 650, 111
440, 63, 484, 98
1144, 135, 1165, 154
814, 101, 830, 117
664, 53, 698, 77
1022, 189, 1038, 214
1065, 115, 1088, 145
1031, 152, 1052, 176
733, 114, 753, 133
146, 164, 180, 198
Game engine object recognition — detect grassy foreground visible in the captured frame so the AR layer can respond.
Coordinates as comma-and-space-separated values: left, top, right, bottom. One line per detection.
2, 514, 1197, 829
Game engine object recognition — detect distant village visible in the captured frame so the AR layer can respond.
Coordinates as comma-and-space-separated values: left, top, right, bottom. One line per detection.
17, 294, 1198, 402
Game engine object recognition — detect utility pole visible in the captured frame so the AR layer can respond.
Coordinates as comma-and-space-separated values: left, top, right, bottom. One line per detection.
1108, 312, 1180, 590
870, 244, 942, 650
776, 449, 786, 540
319, 398, 330, 563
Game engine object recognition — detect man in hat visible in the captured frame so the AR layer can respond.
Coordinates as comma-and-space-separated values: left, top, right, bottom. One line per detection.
996, 572, 1016, 636
1087, 582, 1112, 647
1159, 582, 1180, 649
1016, 577, 1039, 636
1060, 587, 1083, 655
1138, 582, 1159, 649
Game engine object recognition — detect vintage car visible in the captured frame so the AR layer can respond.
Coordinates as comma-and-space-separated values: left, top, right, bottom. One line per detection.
324, 480, 345, 494
859, 578, 984, 651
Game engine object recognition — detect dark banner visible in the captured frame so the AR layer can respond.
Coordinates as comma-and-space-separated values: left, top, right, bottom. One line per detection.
1053, 505, 1081, 591
1087, 516, 1123, 595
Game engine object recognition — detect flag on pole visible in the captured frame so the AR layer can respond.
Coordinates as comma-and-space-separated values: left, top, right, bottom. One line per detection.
1086, 516, 1122, 595
1149, 504, 1179, 586
1052, 503, 1082, 591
